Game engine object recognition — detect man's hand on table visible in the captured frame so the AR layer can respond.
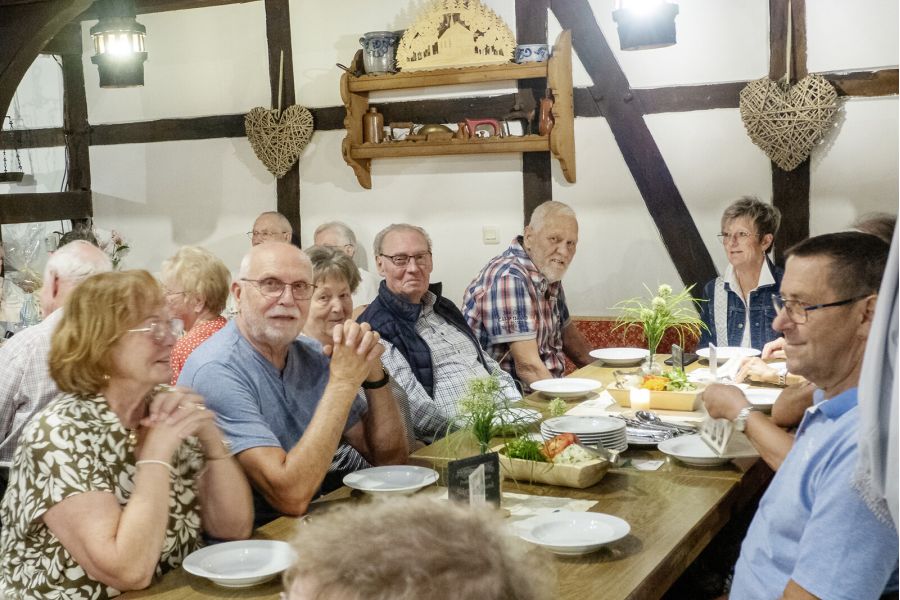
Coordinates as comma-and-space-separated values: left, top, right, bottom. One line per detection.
735, 357, 780, 385
761, 337, 786, 359
701, 383, 751, 421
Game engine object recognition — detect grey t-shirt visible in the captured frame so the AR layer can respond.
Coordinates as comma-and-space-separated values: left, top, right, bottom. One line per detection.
178, 320, 366, 524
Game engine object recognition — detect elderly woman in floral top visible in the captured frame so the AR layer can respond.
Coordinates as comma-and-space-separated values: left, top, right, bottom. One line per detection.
160, 246, 231, 384
0, 270, 253, 599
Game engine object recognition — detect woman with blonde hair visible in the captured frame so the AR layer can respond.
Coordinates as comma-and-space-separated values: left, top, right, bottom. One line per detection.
0, 270, 252, 599
160, 246, 231, 384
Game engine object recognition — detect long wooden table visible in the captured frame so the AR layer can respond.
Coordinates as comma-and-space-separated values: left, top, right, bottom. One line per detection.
121, 359, 773, 600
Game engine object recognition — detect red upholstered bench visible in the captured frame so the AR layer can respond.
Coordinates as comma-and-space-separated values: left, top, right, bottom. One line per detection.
564, 317, 699, 375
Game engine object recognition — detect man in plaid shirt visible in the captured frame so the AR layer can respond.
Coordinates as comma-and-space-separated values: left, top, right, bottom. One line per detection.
463, 201, 593, 387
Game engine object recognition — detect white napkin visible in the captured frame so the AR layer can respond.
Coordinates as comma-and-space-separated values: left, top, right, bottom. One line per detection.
563, 391, 617, 416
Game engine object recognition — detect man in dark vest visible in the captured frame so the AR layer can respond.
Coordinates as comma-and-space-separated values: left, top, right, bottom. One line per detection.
358, 224, 521, 445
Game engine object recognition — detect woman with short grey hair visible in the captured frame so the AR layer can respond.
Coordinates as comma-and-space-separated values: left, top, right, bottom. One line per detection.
698, 196, 783, 350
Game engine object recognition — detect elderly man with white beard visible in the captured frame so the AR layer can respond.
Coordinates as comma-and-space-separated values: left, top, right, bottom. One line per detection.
178, 242, 407, 526
463, 201, 593, 387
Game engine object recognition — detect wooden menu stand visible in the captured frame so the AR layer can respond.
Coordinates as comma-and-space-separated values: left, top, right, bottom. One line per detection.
340, 30, 576, 189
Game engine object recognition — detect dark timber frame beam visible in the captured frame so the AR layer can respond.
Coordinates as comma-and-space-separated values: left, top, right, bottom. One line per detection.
550, 0, 717, 291
516, 0, 552, 226
769, 0, 809, 265
264, 0, 300, 238
0, 191, 92, 224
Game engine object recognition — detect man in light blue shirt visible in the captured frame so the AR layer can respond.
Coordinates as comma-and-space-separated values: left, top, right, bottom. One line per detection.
719, 232, 898, 599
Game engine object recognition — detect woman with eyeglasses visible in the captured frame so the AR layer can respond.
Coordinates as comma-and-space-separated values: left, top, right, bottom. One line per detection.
0, 270, 253, 599
697, 197, 783, 351
160, 246, 231, 384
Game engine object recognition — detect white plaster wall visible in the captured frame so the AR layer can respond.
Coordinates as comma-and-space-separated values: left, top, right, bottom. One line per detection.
807, 0, 899, 72
89, 138, 275, 274
83, 2, 271, 123
5, 0, 896, 318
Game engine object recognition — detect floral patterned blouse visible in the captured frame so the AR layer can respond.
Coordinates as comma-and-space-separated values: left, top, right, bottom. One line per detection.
169, 316, 227, 385
0, 393, 205, 599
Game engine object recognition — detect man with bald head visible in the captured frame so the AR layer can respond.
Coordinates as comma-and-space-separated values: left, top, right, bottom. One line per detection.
249, 211, 293, 246
179, 242, 407, 525
0, 240, 111, 503
314, 221, 380, 306
463, 200, 593, 387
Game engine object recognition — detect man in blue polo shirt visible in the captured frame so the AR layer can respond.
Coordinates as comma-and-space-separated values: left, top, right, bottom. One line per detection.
718, 232, 897, 599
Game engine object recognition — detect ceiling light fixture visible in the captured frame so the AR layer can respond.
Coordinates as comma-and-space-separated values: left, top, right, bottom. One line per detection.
90, 0, 148, 87
612, 0, 679, 51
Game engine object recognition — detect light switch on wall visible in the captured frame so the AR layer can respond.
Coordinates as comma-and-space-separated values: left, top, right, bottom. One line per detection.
482, 226, 499, 245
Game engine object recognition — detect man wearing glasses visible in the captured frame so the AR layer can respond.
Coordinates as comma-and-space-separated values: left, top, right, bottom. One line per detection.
462, 201, 593, 388
313, 221, 380, 307
358, 224, 520, 445
247, 211, 293, 246
178, 242, 407, 525
703, 232, 897, 599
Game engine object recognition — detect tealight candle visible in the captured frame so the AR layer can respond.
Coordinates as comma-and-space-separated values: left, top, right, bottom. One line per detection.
630, 388, 651, 412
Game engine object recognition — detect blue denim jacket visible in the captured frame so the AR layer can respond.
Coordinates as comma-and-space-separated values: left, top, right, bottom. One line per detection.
697, 258, 783, 351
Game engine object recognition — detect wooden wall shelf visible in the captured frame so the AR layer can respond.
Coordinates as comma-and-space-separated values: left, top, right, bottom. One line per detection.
340, 30, 575, 189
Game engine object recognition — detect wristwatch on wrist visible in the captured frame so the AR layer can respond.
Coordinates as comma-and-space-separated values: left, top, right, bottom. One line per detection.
361, 368, 390, 389
734, 406, 759, 432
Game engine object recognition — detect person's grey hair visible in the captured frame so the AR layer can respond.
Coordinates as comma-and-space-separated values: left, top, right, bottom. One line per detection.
528, 201, 576, 231
160, 246, 232, 315
314, 221, 358, 248
373, 223, 433, 256
786, 231, 889, 298
43, 240, 112, 283
304, 245, 361, 294
283, 496, 555, 600
58, 229, 100, 248
721, 196, 782, 238
253, 211, 292, 233
852, 212, 896, 244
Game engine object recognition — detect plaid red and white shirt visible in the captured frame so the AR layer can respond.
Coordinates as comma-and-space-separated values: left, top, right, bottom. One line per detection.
462, 237, 570, 379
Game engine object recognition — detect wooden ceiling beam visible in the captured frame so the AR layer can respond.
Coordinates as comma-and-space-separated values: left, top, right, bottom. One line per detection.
77, 0, 258, 20
41, 22, 82, 55
0, 191, 92, 224
550, 0, 717, 292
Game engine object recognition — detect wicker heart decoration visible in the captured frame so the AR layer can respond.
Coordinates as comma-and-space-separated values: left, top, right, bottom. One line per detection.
245, 105, 314, 178
739, 74, 837, 171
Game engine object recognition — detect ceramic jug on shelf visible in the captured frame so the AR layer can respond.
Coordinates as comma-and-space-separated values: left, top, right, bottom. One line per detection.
359, 31, 399, 74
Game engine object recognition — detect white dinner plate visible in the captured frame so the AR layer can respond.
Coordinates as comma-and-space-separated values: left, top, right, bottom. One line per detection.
696, 346, 761, 363
343, 465, 439, 496
492, 407, 542, 428
743, 387, 781, 411
530, 378, 603, 399
542, 415, 625, 435
517, 511, 630, 555
589, 347, 650, 366
658, 434, 731, 467
183, 540, 295, 588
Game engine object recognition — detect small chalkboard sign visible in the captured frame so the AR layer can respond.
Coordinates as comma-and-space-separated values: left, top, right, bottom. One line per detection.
447, 453, 501, 507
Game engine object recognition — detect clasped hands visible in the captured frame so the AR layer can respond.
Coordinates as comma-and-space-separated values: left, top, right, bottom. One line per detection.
323, 320, 385, 386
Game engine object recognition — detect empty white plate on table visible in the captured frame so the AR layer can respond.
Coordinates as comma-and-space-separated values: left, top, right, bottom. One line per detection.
492, 407, 542, 428
696, 346, 761, 364
589, 347, 649, 366
343, 465, 439, 496
743, 387, 781, 412
542, 415, 625, 436
183, 540, 295, 588
517, 511, 630, 555
530, 378, 603, 399
658, 434, 731, 467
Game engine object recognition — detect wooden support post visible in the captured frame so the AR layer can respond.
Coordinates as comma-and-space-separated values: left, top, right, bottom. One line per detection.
769, 0, 810, 264
517, 0, 552, 226
60, 25, 92, 193
550, 0, 717, 291
264, 0, 300, 239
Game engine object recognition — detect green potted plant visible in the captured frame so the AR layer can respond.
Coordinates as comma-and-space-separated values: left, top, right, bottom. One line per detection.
612, 283, 706, 374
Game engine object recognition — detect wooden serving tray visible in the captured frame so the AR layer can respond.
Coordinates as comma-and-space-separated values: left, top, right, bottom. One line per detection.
493, 445, 610, 488
606, 383, 702, 411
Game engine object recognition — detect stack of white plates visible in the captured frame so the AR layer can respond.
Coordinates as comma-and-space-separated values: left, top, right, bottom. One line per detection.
540, 416, 627, 452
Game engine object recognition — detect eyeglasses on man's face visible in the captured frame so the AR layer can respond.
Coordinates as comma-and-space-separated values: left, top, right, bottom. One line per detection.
378, 252, 432, 267
128, 318, 184, 343
242, 277, 316, 300
246, 230, 288, 241
771, 294, 870, 324
717, 231, 759, 244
